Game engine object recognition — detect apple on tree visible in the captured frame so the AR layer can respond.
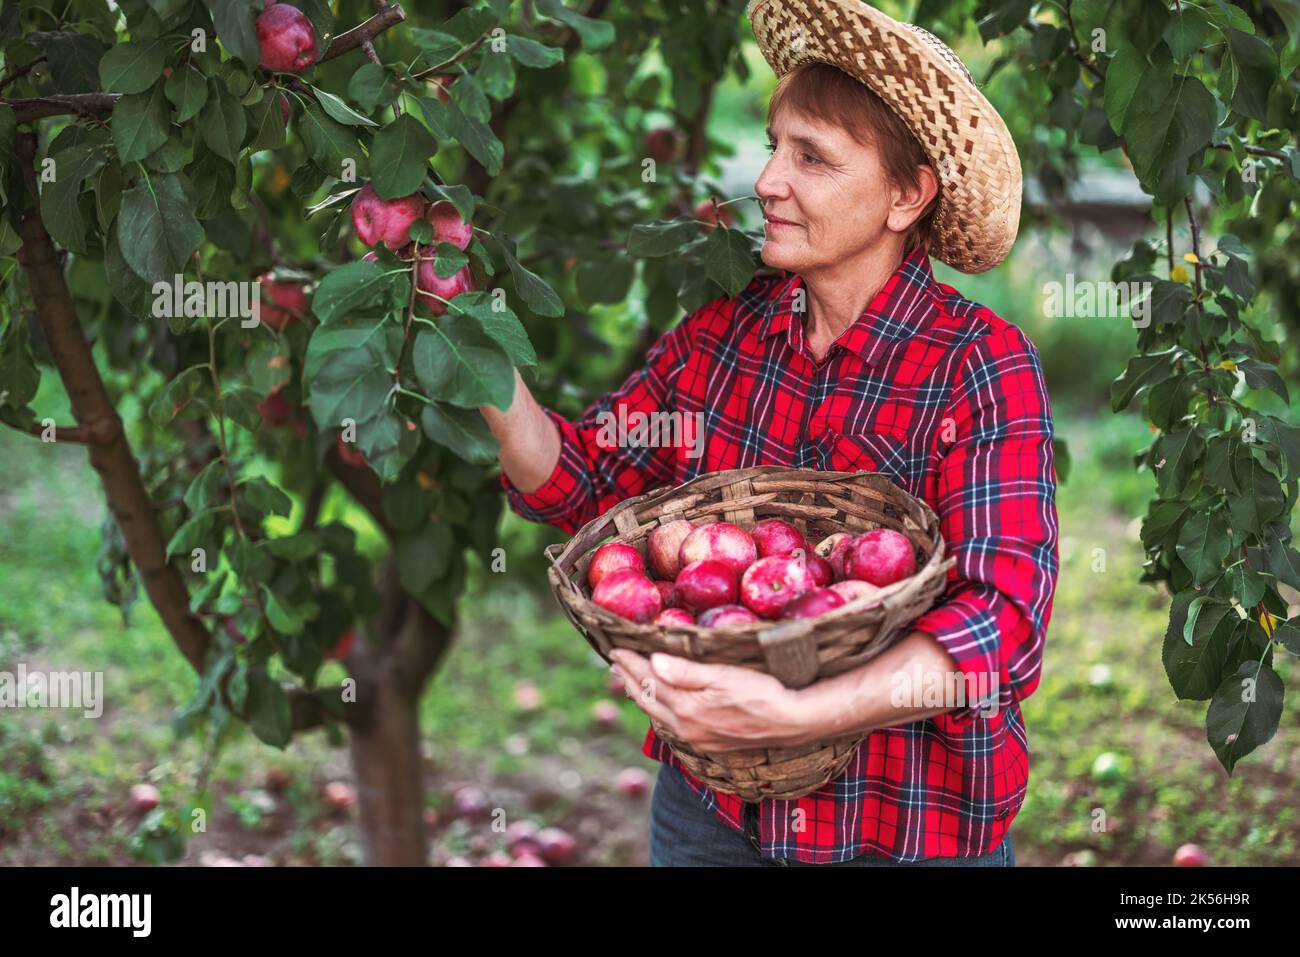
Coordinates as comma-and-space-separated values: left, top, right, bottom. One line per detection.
256, 273, 307, 330
256, 3, 318, 73
351, 184, 427, 249
414, 258, 474, 315
643, 128, 677, 165
335, 434, 367, 468
425, 201, 475, 250
694, 198, 736, 232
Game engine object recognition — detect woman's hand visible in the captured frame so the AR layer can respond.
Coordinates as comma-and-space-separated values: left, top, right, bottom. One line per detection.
608, 649, 809, 752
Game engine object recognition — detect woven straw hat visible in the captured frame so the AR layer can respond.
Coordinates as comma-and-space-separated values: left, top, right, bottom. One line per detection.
747, 0, 1022, 273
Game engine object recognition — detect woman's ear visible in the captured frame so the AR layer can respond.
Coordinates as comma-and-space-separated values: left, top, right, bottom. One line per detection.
887, 163, 940, 234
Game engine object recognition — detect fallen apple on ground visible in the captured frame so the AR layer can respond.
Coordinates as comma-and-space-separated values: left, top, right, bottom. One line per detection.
128, 783, 160, 813
322, 781, 356, 812
616, 767, 651, 798
1173, 843, 1208, 867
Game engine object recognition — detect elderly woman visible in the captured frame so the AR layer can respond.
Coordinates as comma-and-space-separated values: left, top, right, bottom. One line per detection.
480, 0, 1058, 867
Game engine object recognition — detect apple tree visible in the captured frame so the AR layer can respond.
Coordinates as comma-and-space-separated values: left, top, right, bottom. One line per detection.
0, 0, 757, 864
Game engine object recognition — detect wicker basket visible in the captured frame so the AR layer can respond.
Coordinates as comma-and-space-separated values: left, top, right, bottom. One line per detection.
545, 466, 954, 801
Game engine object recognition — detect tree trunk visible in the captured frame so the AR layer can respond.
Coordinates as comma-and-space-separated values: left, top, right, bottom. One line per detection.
349, 672, 429, 865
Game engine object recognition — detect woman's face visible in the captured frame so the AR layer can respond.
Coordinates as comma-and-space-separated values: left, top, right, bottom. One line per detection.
754, 105, 935, 276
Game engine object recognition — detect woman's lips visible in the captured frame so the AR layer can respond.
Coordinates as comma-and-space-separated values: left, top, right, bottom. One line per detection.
764, 215, 799, 231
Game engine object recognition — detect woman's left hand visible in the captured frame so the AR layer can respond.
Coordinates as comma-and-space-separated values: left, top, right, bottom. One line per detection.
608, 649, 809, 752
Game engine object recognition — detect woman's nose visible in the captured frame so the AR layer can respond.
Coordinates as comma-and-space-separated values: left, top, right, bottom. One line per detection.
754, 155, 790, 202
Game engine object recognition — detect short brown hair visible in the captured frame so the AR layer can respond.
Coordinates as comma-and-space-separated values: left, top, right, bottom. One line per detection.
767, 62, 940, 258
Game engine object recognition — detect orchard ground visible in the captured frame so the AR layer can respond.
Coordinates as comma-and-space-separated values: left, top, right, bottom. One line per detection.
2, 386, 1298, 865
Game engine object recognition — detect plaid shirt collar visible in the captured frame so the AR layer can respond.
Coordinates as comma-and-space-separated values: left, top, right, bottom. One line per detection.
758, 244, 941, 367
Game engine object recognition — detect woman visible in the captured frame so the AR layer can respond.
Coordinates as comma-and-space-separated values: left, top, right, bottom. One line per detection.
479, 0, 1058, 866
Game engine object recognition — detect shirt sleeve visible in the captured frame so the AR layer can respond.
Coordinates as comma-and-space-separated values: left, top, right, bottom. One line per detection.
499, 305, 711, 535
910, 324, 1061, 724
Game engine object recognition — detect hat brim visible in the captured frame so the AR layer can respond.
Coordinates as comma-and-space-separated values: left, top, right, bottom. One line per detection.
747, 0, 1022, 274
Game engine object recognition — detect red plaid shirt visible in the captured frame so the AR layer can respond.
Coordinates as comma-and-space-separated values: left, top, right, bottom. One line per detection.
502, 245, 1060, 863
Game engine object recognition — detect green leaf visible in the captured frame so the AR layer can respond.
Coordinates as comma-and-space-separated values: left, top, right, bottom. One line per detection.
432, 241, 469, 278
576, 255, 635, 305
477, 46, 516, 98
535, 0, 614, 49
1207, 660, 1284, 774
312, 85, 378, 127
1125, 73, 1217, 201
1229, 455, 1286, 535
1226, 28, 1277, 120
491, 233, 564, 318
348, 63, 394, 112
189, 571, 229, 615
304, 322, 395, 428
1234, 356, 1290, 402
311, 260, 393, 324
397, 522, 453, 594
628, 218, 700, 257
298, 102, 363, 179
39, 143, 109, 256
1155, 426, 1204, 498
99, 40, 166, 94
247, 91, 287, 152
266, 531, 322, 561
1110, 348, 1178, 411
165, 507, 226, 558
702, 227, 756, 297
200, 80, 248, 162
1163, 6, 1212, 59
1261, 537, 1300, 590
245, 666, 293, 748
0, 320, 41, 409
237, 476, 293, 519
1176, 509, 1233, 585
446, 101, 502, 176
369, 113, 438, 198
165, 65, 209, 122
505, 35, 566, 68
448, 291, 537, 366
184, 459, 227, 513
413, 316, 514, 410
1102, 45, 1169, 136
1163, 592, 1235, 699
420, 402, 499, 464
43, 31, 106, 93
112, 84, 171, 164
204, 0, 261, 68
117, 172, 205, 284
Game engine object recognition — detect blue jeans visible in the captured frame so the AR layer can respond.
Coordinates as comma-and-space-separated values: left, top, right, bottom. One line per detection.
648, 762, 1016, 867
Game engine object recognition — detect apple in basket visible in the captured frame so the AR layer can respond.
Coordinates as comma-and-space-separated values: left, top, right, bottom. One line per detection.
847, 529, 917, 586
804, 553, 834, 587
739, 555, 817, 619
749, 518, 806, 558
815, 532, 856, 581
587, 542, 645, 589
783, 587, 845, 619
830, 579, 884, 606
592, 568, 662, 623
697, 604, 760, 628
675, 559, 738, 613
678, 522, 757, 577
655, 608, 695, 626
647, 519, 695, 579
653, 580, 682, 609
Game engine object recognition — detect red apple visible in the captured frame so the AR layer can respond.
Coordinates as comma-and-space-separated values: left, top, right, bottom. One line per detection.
128, 783, 160, 813
257, 273, 307, 329
739, 555, 816, 619
815, 532, 856, 581
590, 699, 620, 728
1173, 843, 1208, 867
805, 553, 834, 587
535, 827, 576, 865
644, 128, 676, 165
415, 259, 474, 315
783, 587, 845, 620
425, 201, 474, 250
512, 853, 548, 867
592, 568, 662, 623
324, 627, 355, 660
322, 781, 356, 812
654, 607, 695, 626
829, 579, 884, 606
256, 3, 317, 73
512, 680, 542, 711
694, 199, 736, 232
506, 820, 542, 857
335, 433, 366, 468
428, 74, 456, 102
616, 767, 651, 798
674, 559, 738, 613
222, 615, 246, 645
587, 542, 645, 589
451, 785, 489, 819
678, 522, 757, 578
848, 528, 917, 586
257, 385, 293, 427
697, 604, 760, 628
351, 183, 426, 249
278, 92, 291, 124
750, 518, 806, 558
653, 580, 681, 609
647, 519, 694, 579
482, 852, 513, 867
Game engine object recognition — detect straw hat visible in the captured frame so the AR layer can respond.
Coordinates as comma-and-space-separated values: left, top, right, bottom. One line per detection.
747, 0, 1022, 274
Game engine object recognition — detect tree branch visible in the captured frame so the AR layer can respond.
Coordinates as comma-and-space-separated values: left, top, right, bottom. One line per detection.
2, 5, 406, 124
0, 416, 107, 443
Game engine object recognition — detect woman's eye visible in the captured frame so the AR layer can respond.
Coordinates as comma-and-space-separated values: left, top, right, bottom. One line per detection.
801, 152, 822, 165
764, 141, 777, 154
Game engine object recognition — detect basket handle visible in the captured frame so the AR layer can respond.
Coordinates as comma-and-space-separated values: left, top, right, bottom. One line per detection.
755, 619, 819, 689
